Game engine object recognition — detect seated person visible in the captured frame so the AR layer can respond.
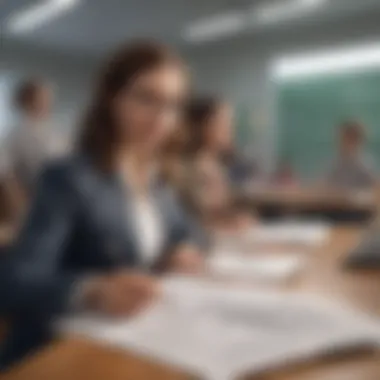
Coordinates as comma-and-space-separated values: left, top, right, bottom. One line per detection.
0, 41, 205, 369
221, 148, 262, 189
176, 96, 255, 231
323, 121, 377, 190
272, 159, 298, 187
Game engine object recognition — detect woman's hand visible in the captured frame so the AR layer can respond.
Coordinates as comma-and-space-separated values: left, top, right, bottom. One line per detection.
85, 272, 160, 317
168, 245, 205, 274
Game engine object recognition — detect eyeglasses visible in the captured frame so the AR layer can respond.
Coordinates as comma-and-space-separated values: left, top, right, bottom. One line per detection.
126, 87, 185, 116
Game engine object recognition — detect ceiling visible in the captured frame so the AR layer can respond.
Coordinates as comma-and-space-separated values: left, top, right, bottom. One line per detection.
2, 0, 380, 57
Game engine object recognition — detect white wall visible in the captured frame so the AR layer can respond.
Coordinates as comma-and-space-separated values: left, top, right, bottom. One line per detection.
185, 11, 380, 171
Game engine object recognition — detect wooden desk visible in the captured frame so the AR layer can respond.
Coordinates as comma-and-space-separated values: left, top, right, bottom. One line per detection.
3, 227, 380, 380
240, 188, 377, 222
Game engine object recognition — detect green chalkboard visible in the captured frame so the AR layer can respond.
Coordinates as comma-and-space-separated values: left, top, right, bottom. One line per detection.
278, 70, 380, 179
235, 104, 252, 149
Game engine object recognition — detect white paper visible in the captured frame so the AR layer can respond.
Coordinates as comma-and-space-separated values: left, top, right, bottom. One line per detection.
244, 221, 331, 246
60, 277, 380, 380
209, 253, 304, 281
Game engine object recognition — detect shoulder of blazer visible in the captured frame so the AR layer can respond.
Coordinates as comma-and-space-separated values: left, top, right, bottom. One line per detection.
37, 155, 124, 209
34, 155, 98, 204
37, 155, 84, 186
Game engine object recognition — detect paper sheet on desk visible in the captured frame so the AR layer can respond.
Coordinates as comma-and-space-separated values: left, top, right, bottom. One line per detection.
60, 277, 380, 380
243, 222, 331, 246
209, 252, 304, 281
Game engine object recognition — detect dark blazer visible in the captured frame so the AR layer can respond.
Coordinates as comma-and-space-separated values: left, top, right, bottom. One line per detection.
0, 155, 205, 369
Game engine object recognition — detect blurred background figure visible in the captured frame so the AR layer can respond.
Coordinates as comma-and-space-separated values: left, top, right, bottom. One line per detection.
324, 121, 377, 190
161, 123, 188, 189
172, 96, 255, 231
222, 149, 262, 190
272, 159, 298, 187
0, 79, 67, 224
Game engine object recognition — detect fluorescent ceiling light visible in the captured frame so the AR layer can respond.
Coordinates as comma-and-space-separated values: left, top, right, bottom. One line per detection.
7, 0, 80, 34
183, 11, 246, 43
183, 0, 328, 44
253, 0, 328, 26
273, 44, 380, 80
301, 0, 327, 5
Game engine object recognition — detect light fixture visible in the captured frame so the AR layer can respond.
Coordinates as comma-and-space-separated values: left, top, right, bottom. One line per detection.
183, 10, 246, 43
183, 0, 329, 44
7, 0, 80, 34
252, 0, 328, 26
301, 0, 328, 5
272, 44, 380, 80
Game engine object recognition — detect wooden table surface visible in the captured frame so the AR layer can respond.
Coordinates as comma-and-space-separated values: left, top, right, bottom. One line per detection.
242, 187, 378, 212
3, 226, 380, 380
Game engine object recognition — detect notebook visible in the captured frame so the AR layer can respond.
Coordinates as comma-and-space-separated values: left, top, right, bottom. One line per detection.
60, 277, 380, 380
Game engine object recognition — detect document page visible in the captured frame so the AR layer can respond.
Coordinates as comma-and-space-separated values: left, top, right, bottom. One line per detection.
60, 277, 380, 380
247, 221, 331, 246
214, 221, 331, 247
208, 252, 304, 281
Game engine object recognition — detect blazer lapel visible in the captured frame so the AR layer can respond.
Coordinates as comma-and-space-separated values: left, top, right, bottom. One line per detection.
150, 181, 172, 249
104, 176, 141, 267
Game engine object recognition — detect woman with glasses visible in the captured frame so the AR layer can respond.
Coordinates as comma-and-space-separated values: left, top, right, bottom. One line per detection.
0, 41, 205, 369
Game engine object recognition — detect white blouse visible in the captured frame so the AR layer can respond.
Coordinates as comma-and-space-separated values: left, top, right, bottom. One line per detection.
71, 192, 165, 310
130, 195, 165, 265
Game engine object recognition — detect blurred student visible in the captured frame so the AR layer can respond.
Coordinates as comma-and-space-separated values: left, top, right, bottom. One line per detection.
324, 121, 377, 190
222, 148, 261, 189
272, 160, 298, 187
0, 79, 65, 222
180, 96, 255, 230
0, 41, 205, 369
161, 125, 188, 188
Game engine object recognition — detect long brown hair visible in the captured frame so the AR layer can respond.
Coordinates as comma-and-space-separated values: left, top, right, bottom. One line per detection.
184, 96, 223, 156
78, 40, 184, 172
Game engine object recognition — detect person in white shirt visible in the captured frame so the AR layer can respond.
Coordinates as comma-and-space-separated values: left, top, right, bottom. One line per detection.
0, 79, 66, 221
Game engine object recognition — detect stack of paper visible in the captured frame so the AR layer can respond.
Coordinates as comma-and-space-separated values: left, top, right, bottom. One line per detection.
60, 277, 380, 380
